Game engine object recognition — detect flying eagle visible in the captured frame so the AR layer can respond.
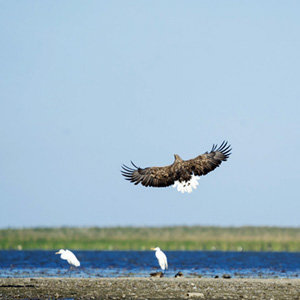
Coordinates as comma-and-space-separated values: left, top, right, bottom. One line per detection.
121, 141, 231, 193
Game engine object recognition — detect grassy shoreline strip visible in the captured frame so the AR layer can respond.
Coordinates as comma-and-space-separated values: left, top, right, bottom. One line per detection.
0, 226, 299, 251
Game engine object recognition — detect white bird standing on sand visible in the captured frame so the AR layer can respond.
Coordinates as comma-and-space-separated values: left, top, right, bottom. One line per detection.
55, 249, 80, 267
151, 247, 168, 271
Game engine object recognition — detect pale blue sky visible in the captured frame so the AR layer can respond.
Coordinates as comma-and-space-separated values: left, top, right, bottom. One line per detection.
1, 1, 299, 227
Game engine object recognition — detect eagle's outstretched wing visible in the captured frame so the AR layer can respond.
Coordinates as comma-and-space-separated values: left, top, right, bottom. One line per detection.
121, 161, 177, 188
183, 141, 231, 177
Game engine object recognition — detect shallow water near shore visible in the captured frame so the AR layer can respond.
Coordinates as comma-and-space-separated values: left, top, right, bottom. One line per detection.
0, 250, 299, 278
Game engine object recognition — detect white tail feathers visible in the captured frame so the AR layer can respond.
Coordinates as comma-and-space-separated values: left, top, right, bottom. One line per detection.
173, 175, 200, 193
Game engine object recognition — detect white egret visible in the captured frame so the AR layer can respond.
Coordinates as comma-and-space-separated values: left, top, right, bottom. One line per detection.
151, 247, 168, 271
55, 249, 80, 267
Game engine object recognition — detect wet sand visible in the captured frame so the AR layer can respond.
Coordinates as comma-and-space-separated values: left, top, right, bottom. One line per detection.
0, 277, 299, 299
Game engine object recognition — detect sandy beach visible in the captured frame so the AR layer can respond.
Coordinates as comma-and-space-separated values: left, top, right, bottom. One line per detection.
0, 277, 299, 299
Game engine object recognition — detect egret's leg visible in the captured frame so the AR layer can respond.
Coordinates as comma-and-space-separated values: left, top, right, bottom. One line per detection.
69, 265, 74, 277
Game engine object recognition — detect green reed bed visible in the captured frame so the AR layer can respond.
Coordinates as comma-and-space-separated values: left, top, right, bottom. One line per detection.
0, 226, 299, 251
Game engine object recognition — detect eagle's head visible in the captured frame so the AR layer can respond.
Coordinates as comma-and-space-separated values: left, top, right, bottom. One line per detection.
174, 154, 183, 162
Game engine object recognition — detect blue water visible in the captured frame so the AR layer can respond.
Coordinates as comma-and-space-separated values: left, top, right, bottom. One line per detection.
0, 251, 299, 278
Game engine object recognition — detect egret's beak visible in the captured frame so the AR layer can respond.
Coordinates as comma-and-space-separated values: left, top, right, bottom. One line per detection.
55, 251, 60, 254
150, 247, 155, 250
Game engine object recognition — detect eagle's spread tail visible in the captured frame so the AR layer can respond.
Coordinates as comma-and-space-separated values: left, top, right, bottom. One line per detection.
173, 175, 200, 193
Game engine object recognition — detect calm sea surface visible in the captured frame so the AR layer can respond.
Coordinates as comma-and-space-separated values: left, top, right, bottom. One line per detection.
0, 250, 299, 278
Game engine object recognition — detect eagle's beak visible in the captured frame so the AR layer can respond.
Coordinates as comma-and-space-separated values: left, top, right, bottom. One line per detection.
150, 247, 155, 250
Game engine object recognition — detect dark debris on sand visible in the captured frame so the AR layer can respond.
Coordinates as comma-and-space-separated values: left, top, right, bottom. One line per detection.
150, 271, 164, 278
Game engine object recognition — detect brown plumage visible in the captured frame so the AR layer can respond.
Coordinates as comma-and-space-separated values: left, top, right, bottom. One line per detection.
121, 141, 231, 193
